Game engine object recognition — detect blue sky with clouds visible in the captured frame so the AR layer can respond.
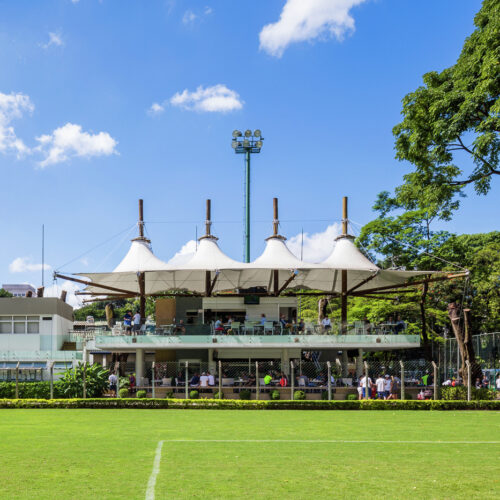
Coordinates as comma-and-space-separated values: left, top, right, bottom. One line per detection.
0, 0, 492, 303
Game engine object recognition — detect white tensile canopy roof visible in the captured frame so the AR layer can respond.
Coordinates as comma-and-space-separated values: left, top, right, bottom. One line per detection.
76, 230, 433, 297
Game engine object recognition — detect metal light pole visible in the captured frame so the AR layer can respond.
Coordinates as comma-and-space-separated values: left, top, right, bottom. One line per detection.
232, 129, 264, 263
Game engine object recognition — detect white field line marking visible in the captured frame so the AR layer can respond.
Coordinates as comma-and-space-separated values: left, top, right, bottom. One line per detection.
145, 440, 164, 500
167, 439, 499, 445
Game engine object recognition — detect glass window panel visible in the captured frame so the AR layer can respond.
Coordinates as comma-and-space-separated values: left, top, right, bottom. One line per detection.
13, 316, 26, 320
27, 316, 39, 320
0, 316, 13, 320
27, 322, 39, 334
14, 322, 26, 334
0, 323, 12, 334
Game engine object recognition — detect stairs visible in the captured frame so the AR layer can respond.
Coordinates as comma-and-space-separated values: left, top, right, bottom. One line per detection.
61, 341, 77, 351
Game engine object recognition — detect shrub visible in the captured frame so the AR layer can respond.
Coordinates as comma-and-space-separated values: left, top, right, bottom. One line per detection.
58, 363, 109, 398
0, 381, 61, 399
136, 390, 147, 398
345, 393, 358, 400
164, 391, 174, 399
321, 391, 329, 400
404, 393, 413, 400
442, 386, 495, 401
270, 390, 280, 400
213, 391, 224, 399
293, 390, 306, 400
239, 389, 251, 400
189, 390, 199, 399
118, 388, 129, 398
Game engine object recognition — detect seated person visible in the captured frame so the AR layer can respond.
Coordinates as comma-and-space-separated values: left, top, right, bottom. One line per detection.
175, 319, 186, 334
207, 371, 215, 386
279, 373, 288, 387
394, 315, 405, 334
264, 374, 273, 386
260, 313, 267, 326
279, 314, 287, 328
298, 374, 309, 387
174, 372, 184, 386
199, 372, 209, 388
245, 374, 256, 386
189, 373, 200, 387
321, 316, 331, 332
297, 318, 305, 333
214, 318, 225, 333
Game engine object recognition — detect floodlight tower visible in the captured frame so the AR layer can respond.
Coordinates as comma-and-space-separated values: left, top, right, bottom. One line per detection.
231, 129, 264, 263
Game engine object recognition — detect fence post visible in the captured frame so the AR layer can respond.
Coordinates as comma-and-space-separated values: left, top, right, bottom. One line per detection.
327, 361, 332, 400
185, 361, 189, 399
152, 361, 156, 398
290, 361, 294, 400
466, 360, 471, 401
432, 361, 438, 400
50, 362, 54, 399
218, 360, 222, 399
399, 360, 405, 400
83, 362, 87, 399
15, 361, 20, 399
255, 361, 259, 400
363, 361, 369, 399
116, 370, 120, 398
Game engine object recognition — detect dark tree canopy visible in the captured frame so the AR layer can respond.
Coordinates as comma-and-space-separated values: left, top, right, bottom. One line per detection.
393, 0, 499, 201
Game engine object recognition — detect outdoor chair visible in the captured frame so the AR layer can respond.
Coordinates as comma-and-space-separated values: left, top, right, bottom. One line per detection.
244, 322, 254, 335
162, 377, 172, 386
264, 321, 274, 335
229, 322, 240, 334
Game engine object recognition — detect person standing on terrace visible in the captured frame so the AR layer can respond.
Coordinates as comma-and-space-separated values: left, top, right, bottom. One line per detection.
123, 310, 132, 334
260, 314, 267, 325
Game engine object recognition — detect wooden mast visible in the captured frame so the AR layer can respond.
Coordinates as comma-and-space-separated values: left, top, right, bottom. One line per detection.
341, 197, 348, 334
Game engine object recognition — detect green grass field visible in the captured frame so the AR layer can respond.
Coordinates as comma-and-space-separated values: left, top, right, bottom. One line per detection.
0, 410, 499, 499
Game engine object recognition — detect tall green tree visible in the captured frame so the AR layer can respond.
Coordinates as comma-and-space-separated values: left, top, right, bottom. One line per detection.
393, 0, 499, 202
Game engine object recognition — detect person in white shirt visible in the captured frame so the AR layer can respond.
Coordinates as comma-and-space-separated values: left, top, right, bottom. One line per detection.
199, 372, 209, 387
496, 374, 500, 391
207, 372, 215, 386
132, 312, 141, 333
359, 375, 373, 399
384, 374, 392, 399
375, 375, 386, 399
321, 316, 331, 332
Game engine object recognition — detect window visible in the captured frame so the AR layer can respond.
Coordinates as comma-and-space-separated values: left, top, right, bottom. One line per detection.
0, 315, 40, 334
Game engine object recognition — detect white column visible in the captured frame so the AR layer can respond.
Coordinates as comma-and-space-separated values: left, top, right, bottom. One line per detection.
281, 349, 290, 375
356, 348, 363, 377
208, 348, 216, 374
136, 349, 144, 385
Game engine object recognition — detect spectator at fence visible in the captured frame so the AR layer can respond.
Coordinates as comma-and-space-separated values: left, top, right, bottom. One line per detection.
108, 372, 117, 397
123, 311, 133, 334
208, 371, 215, 386
245, 374, 256, 387
496, 374, 500, 392
200, 372, 209, 387
482, 374, 489, 388
129, 373, 136, 393
189, 373, 200, 387
422, 373, 429, 386
375, 374, 385, 399
264, 373, 272, 386
384, 374, 391, 399
298, 374, 310, 387
357, 380, 363, 400
388, 376, 400, 399
475, 377, 482, 389
359, 374, 373, 399
279, 373, 288, 387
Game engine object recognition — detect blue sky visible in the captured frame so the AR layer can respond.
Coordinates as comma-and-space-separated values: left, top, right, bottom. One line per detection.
0, 0, 493, 303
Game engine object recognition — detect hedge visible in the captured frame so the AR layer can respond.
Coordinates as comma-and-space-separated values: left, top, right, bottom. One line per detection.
0, 399, 499, 410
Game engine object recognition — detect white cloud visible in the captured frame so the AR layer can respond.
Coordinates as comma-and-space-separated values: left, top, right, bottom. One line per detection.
204, 6, 213, 15
170, 84, 243, 113
287, 223, 341, 262
259, 0, 367, 57
44, 280, 83, 309
182, 10, 197, 24
9, 257, 52, 273
41, 32, 64, 49
148, 102, 165, 115
35, 123, 118, 167
0, 92, 33, 157
167, 240, 197, 266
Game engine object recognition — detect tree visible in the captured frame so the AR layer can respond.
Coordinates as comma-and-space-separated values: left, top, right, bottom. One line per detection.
0, 288, 13, 298
393, 0, 499, 202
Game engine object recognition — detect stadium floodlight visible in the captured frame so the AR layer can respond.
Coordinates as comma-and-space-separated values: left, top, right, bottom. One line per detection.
230, 128, 264, 263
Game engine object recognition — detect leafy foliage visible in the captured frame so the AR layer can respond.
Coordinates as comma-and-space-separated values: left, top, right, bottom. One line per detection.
118, 388, 129, 398
58, 363, 109, 398
0, 288, 13, 298
393, 0, 499, 199
136, 390, 147, 398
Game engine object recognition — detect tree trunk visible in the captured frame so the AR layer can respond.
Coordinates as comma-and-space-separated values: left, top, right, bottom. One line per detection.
318, 298, 329, 324
447, 303, 482, 385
